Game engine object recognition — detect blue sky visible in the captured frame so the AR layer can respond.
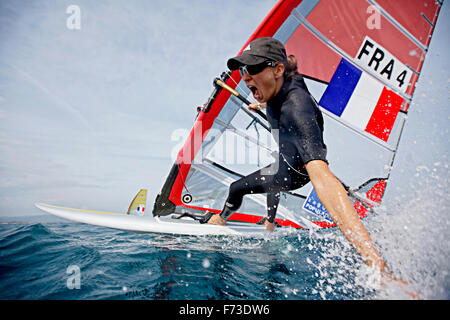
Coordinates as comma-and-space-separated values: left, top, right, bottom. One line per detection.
0, 0, 448, 217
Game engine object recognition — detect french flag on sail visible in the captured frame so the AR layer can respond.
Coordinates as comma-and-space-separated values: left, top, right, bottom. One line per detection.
319, 58, 404, 142
137, 205, 145, 213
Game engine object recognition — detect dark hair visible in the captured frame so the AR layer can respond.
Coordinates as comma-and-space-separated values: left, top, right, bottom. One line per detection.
283, 54, 299, 80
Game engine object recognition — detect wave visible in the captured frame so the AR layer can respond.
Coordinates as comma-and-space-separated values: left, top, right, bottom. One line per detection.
0, 223, 100, 299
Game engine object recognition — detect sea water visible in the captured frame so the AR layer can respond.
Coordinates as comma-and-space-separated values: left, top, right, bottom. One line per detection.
1, 165, 448, 301
0, 221, 365, 300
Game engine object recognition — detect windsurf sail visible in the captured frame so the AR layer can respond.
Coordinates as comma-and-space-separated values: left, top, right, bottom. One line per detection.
127, 189, 147, 215
152, 0, 442, 229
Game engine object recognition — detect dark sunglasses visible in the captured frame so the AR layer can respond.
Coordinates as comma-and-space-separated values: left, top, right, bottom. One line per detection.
239, 61, 277, 76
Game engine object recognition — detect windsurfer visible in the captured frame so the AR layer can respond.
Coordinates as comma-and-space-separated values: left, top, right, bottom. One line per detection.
204, 37, 328, 229
203, 38, 417, 296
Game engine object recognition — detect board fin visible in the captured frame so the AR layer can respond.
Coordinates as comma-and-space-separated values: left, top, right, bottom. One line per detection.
127, 189, 147, 215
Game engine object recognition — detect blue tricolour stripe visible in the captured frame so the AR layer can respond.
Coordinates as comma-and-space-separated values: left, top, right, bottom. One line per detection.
319, 58, 362, 117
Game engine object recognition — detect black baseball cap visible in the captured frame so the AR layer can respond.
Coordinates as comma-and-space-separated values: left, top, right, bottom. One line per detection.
227, 37, 287, 71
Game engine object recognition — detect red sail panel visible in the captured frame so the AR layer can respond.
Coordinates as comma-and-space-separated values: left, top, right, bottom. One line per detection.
366, 180, 387, 204
376, 0, 441, 46
285, 25, 342, 83
304, 0, 424, 73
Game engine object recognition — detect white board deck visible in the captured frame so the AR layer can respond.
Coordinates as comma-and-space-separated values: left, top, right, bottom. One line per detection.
35, 203, 276, 236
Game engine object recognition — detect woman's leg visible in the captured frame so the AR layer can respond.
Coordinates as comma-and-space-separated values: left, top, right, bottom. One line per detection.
218, 163, 278, 220
266, 192, 280, 223
219, 156, 310, 221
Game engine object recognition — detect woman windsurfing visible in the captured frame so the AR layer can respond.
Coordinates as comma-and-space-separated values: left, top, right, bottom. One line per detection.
202, 37, 417, 297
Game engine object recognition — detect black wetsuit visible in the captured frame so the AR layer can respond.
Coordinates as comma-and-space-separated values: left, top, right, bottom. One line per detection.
220, 74, 327, 223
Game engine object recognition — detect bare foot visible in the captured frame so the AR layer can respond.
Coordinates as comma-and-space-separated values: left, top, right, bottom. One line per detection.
207, 213, 226, 226
264, 220, 275, 232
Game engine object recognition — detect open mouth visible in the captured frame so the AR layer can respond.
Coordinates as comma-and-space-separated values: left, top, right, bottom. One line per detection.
248, 85, 260, 100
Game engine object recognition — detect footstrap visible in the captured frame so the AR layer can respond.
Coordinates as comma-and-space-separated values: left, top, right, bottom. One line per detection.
256, 217, 282, 228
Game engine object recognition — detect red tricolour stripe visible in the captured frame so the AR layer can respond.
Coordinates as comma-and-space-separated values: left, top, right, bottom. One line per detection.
365, 87, 404, 142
